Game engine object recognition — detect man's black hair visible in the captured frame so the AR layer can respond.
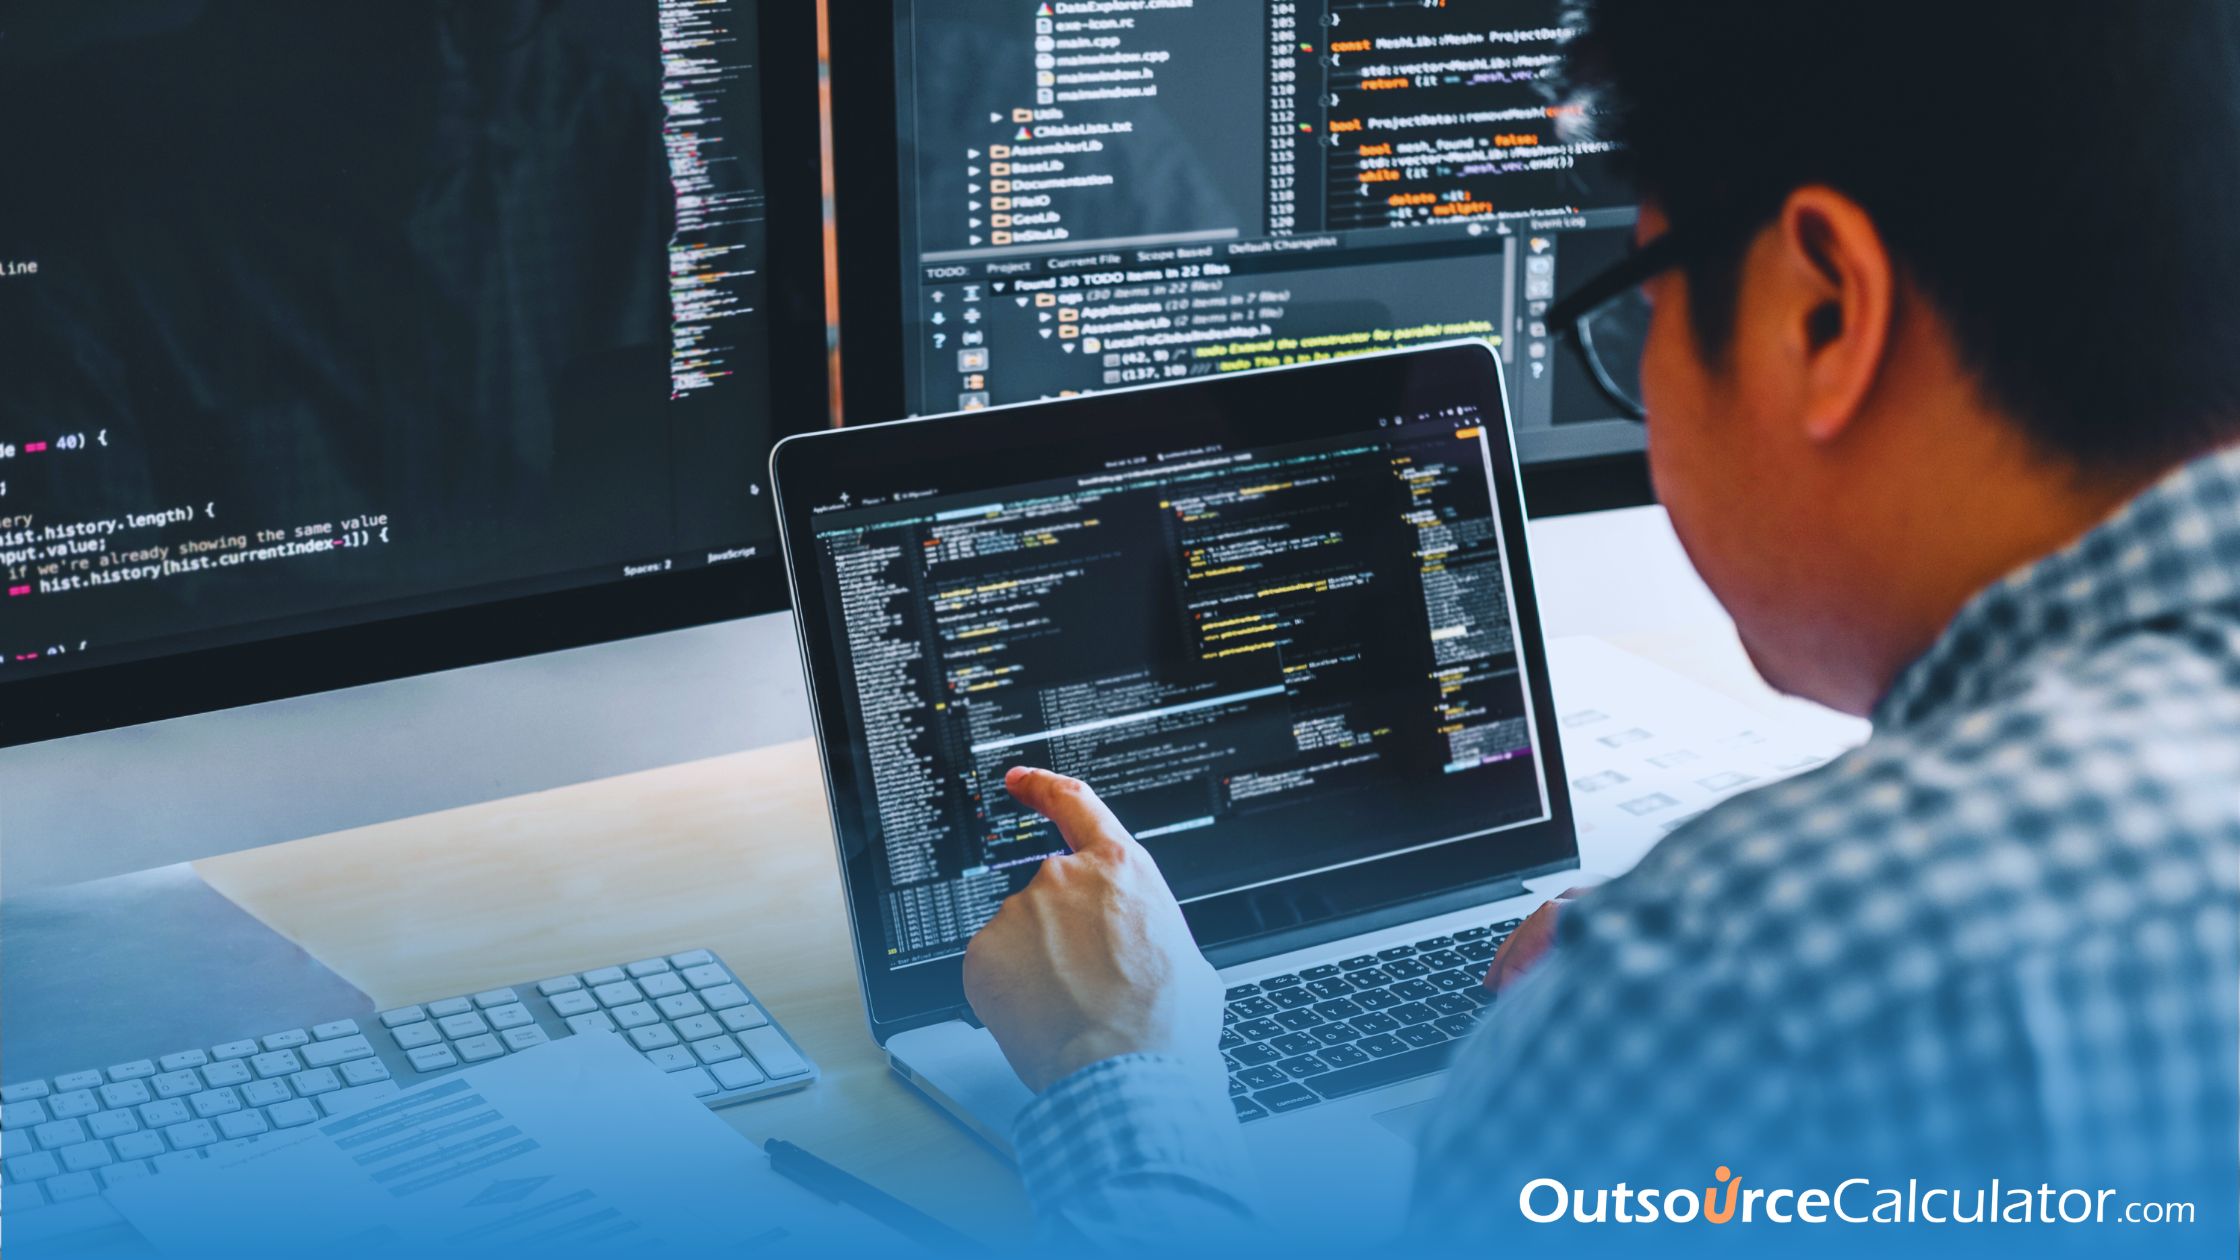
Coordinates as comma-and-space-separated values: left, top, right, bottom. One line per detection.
1562, 0, 2240, 470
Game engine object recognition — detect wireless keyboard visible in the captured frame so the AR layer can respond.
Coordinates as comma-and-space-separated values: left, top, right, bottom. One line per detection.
0, 947, 813, 1212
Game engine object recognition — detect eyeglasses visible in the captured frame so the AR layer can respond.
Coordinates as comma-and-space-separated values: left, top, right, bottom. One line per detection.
1545, 231, 1695, 423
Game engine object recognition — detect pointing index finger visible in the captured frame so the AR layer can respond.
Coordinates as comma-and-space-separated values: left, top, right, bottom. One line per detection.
1004, 767, 1134, 855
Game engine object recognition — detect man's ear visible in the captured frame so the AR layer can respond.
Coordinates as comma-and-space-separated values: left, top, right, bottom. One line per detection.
1769, 186, 1895, 445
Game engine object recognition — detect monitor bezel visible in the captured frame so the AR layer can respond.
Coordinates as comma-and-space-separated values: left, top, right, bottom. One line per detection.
774, 341, 1580, 1043
827, 1, 1655, 520
1, 1, 829, 748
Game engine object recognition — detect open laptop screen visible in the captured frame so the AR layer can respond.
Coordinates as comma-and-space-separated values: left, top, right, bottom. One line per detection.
775, 343, 1577, 1032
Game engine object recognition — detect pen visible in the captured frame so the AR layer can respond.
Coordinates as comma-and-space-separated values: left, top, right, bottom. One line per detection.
764, 1138, 978, 1253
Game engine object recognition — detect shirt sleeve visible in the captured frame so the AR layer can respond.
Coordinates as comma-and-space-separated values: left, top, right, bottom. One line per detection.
1011, 1053, 1261, 1247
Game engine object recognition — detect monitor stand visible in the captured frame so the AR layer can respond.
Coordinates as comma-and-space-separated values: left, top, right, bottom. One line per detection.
1, 864, 373, 1082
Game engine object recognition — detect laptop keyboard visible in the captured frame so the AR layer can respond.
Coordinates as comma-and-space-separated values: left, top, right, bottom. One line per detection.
1224, 918, 1521, 1122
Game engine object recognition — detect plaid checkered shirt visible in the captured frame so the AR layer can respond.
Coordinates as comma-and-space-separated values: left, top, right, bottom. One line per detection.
1010, 444, 2240, 1249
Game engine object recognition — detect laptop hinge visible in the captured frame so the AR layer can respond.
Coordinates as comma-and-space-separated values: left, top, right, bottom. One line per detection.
1200, 874, 1531, 971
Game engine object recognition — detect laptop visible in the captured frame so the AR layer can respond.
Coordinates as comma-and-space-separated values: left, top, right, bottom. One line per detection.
772, 342, 1579, 1233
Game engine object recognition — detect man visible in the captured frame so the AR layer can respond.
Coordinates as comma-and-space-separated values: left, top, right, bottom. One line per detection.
962, 0, 2240, 1250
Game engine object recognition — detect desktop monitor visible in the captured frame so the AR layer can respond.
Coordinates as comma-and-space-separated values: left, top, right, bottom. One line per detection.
830, 0, 1649, 516
0, 1, 827, 745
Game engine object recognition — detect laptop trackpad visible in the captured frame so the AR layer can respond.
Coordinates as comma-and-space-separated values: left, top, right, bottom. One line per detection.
1372, 1098, 1441, 1145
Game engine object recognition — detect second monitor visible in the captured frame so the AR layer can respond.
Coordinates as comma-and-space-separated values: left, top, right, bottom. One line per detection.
835, 0, 1645, 511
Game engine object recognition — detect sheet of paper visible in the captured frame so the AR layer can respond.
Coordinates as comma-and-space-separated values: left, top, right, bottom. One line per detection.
1548, 636, 1871, 877
103, 1032, 906, 1257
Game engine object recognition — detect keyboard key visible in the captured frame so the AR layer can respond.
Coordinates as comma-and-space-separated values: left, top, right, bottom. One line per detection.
341, 1058, 394, 1086
454, 1035, 506, 1063
46, 1090, 98, 1120
592, 981, 644, 1007
437, 1013, 490, 1039
1313, 998, 1364, 1020
1395, 1024, 1450, 1050
581, 966, 627, 986
35, 1118, 88, 1149
1228, 996, 1276, 1019
54, 1070, 104, 1092
3, 1099, 50, 1128
268, 1100, 320, 1128
1391, 979, 1439, 1003
1299, 963, 1341, 981
710, 1059, 766, 1091
610, 1003, 660, 1030
201, 1060, 253, 1088
673, 1014, 723, 1041
1378, 946, 1417, 961
290, 1068, 343, 1096
87, 1108, 139, 1139
211, 1039, 260, 1060
679, 963, 729, 989
380, 1006, 427, 1027
672, 1067, 720, 1098
138, 1099, 191, 1128
1310, 1023, 1359, 1047
242, 1079, 292, 1107
1237, 1064, 1288, 1091
188, 1088, 242, 1118
7, 1149, 63, 1180
1304, 978, 1353, 1001
1458, 940, 1498, 962
59, 1139, 114, 1171
216, 1111, 269, 1140
719, 1005, 770, 1032
1428, 993, 1478, 1016
667, 949, 715, 968
1357, 1033, 1410, 1058
1273, 1009, 1323, 1031
1381, 958, 1429, 979
1233, 1096, 1269, 1122
537, 975, 583, 996
1321, 1044, 1371, 1068
114, 1131, 166, 1161
1277, 1054, 1330, 1079
1420, 949, 1465, 971
698, 984, 750, 1011
484, 1004, 535, 1031
164, 1119, 218, 1149
98, 1080, 151, 1110
1455, 925, 1491, 940
0, 1128, 27, 1158
1304, 1042, 1457, 1101
100, 1160, 155, 1188
308, 1020, 358, 1041
1390, 1003, 1437, 1026
106, 1060, 156, 1082
261, 1029, 310, 1051
472, 988, 520, 1008
691, 1035, 743, 1065
1415, 935, 1455, 951
2, 1081, 52, 1103
1260, 973, 1302, 989
1434, 1014, 1479, 1039
391, 1021, 444, 1050
407, 1045, 460, 1072
629, 1025, 680, 1051
1428, 970, 1480, 993
637, 972, 688, 998
319, 1083, 402, 1118
301, 1036, 375, 1068
654, 993, 706, 1020
738, 1027, 810, 1078
1269, 1033, 1318, 1057
499, 1027, 550, 1052
1224, 983, 1262, 1000
1255, 1082, 1318, 1113
644, 1047, 698, 1073
45, 1170, 100, 1202
1234, 1018, 1283, 1042
1339, 955, 1380, 971
151, 1070, 202, 1099
1269, 988, 1317, 1010
548, 990, 599, 1018
625, 958, 672, 978
426, 997, 474, 1018
1231, 1042, 1280, 1067
565, 1012, 617, 1036
249, 1051, 303, 1079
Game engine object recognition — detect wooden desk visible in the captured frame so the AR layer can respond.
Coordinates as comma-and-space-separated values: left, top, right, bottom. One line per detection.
195, 738, 1036, 1245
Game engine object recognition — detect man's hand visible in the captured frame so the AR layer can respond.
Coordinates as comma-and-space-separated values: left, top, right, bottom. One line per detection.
1483, 886, 1592, 993
962, 768, 1224, 1094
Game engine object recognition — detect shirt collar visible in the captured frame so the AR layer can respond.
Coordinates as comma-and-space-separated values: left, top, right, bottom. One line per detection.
1872, 443, 2240, 733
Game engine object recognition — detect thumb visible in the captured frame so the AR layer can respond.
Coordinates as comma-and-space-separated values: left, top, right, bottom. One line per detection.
1004, 767, 1134, 855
